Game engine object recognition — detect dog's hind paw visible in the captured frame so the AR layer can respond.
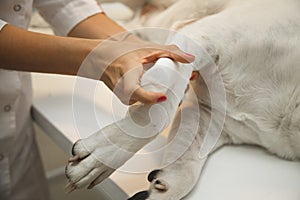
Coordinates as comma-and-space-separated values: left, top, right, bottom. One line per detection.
128, 164, 199, 200
128, 169, 181, 200
128, 191, 150, 200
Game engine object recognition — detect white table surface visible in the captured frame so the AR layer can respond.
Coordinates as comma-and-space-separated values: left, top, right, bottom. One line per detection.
32, 73, 300, 200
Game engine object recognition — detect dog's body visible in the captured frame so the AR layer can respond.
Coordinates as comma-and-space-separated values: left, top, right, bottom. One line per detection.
66, 0, 300, 199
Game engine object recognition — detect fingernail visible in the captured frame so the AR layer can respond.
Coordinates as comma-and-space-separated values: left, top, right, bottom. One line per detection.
185, 53, 195, 57
157, 96, 167, 103
141, 59, 147, 64
190, 74, 196, 80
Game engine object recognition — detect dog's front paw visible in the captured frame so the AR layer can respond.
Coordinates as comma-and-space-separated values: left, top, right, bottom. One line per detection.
65, 116, 157, 193
65, 139, 116, 192
65, 128, 135, 192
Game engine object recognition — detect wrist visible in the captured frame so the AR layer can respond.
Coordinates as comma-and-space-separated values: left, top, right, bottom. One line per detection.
71, 38, 104, 79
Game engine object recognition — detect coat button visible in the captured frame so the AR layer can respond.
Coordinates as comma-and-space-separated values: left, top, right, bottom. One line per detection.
13, 4, 22, 12
3, 105, 11, 112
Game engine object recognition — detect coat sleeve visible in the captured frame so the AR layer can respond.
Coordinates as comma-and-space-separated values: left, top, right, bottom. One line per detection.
0, 19, 7, 31
34, 0, 103, 36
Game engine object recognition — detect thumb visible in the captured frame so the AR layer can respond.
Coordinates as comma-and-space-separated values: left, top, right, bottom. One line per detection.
131, 87, 167, 104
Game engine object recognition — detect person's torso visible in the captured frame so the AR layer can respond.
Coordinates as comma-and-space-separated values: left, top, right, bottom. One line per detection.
0, 0, 33, 141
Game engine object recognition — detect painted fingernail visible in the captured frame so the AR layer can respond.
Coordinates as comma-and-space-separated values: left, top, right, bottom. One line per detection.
185, 53, 195, 57
190, 74, 196, 80
157, 96, 167, 103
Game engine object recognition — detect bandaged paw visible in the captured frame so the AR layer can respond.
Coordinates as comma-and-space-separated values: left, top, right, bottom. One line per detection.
66, 56, 195, 192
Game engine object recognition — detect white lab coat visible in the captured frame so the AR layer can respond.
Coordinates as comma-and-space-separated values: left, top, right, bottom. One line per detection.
0, 0, 102, 199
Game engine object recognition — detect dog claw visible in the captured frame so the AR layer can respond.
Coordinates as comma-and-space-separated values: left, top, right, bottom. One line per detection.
87, 183, 95, 189
68, 155, 80, 163
65, 182, 77, 193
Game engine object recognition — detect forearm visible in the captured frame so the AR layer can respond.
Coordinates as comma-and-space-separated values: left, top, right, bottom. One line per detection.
68, 13, 126, 39
0, 24, 100, 75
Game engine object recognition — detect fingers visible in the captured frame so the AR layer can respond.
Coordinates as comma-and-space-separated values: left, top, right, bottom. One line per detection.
109, 44, 197, 105
169, 49, 195, 63
117, 69, 198, 105
142, 45, 195, 64
128, 71, 199, 105
142, 51, 194, 64
118, 88, 167, 105
131, 87, 167, 105
119, 65, 167, 105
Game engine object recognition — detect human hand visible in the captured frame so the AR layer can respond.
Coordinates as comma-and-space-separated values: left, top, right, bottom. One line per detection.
98, 33, 197, 105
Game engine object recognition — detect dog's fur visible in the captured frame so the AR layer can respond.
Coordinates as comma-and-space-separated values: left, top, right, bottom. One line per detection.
66, 0, 300, 199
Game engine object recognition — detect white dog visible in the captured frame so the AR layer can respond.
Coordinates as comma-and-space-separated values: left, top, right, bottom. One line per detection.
65, 0, 300, 199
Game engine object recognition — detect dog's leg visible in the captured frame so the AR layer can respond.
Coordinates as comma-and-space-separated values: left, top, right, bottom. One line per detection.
128, 26, 230, 198
128, 91, 231, 200
65, 105, 161, 191
65, 58, 193, 191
